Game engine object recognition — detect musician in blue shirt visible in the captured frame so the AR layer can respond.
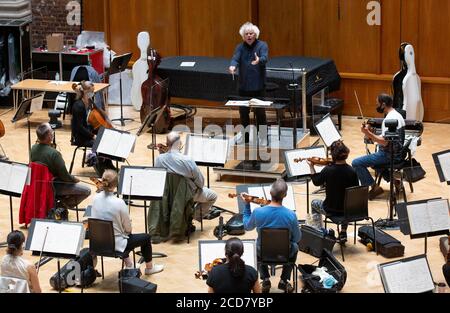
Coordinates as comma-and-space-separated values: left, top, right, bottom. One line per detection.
242, 179, 301, 293
229, 22, 269, 145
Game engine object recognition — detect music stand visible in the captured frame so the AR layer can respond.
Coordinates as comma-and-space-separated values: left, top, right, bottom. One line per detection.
109, 53, 133, 126
11, 93, 45, 162
137, 104, 167, 166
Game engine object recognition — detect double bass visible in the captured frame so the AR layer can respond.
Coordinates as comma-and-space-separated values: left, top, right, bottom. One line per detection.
140, 48, 171, 133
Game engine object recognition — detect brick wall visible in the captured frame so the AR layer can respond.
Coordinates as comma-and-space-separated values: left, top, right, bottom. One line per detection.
31, 0, 81, 48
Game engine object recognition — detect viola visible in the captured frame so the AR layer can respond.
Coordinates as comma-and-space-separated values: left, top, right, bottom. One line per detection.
228, 193, 271, 206
148, 142, 183, 154
195, 258, 225, 280
0, 119, 4, 138
87, 99, 113, 130
140, 48, 171, 132
90, 177, 103, 193
294, 157, 333, 166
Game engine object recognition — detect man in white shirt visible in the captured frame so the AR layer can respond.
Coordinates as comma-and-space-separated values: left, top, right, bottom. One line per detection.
155, 132, 218, 218
352, 94, 406, 199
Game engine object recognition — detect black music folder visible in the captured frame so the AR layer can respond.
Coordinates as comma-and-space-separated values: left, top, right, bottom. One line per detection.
432, 149, 450, 185
92, 127, 136, 161
0, 159, 29, 197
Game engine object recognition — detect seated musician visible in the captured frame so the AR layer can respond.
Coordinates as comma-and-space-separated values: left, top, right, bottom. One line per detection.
308, 140, 359, 242
229, 22, 269, 145
207, 237, 260, 293
242, 179, 300, 293
1, 231, 42, 293
71, 81, 115, 177
155, 131, 218, 219
31, 123, 90, 210
352, 94, 406, 200
91, 170, 164, 275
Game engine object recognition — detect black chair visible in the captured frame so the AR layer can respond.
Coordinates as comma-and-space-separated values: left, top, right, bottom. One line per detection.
373, 138, 414, 203
313, 97, 344, 130
260, 228, 298, 293
324, 186, 377, 262
88, 218, 135, 280
68, 136, 90, 175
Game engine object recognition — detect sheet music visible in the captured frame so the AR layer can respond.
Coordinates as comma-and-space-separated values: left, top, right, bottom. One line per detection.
285, 147, 326, 177
380, 257, 435, 293
29, 222, 83, 256
185, 135, 229, 165
315, 116, 341, 147
180, 62, 196, 67
426, 199, 450, 232
225, 100, 249, 107
407, 203, 430, 235
29, 94, 44, 113
121, 168, 166, 198
247, 185, 296, 212
97, 129, 136, 159
249, 98, 273, 107
407, 199, 450, 235
199, 240, 257, 270
437, 152, 450, 181
0, 162, 29, 195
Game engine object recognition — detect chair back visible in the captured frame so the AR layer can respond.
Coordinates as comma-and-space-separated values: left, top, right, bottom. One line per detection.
88, 218, 116, 257
260, 228, 290, 264
343, 186, 369, 221
0, 276, 30, 293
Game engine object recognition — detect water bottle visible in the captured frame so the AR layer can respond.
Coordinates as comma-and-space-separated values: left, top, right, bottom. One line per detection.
55, 72, 60, 81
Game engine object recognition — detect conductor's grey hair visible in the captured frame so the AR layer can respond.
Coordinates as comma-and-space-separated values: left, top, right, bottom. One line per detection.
36, 123, 52, 141
166, 131, 181, 148
239, 22, 260, 39
270, 179, 288, 203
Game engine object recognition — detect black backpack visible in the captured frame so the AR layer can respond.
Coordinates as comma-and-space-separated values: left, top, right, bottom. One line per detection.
50, 248, 97, 291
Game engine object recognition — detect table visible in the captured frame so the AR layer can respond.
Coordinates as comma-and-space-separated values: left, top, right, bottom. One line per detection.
11, 79, 110, 111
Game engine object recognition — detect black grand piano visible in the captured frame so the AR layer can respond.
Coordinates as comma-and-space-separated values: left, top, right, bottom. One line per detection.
157, 56, 341, 112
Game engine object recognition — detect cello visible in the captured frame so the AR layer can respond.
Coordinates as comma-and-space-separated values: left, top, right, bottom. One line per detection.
140, 48, 171, 133
87, 99, 113, 130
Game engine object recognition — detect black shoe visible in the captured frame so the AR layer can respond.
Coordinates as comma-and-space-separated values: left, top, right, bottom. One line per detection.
261, 279, 271, 293
338, 231, 348, 244
278, 280, 294, 293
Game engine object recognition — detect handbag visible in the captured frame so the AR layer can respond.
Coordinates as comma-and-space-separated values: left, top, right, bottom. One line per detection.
403, 158, 426, 183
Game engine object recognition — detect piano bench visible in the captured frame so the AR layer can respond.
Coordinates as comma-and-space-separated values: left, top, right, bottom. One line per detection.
314, 98, 344, 130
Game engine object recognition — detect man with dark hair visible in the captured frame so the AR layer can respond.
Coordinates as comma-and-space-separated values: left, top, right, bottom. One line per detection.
309, 140, 359, 242
352, 93, 405, 199
242, 179, 301, 293
31, 123, 91, 209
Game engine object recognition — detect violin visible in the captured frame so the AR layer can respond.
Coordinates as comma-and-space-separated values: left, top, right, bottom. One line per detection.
294, 157, 333, 166
140, 47, 171, 132
87, 99, 113, 130
90, 177, 103, 193
0, 119, 4, 138
194, 258, 225, 280
228, 193, 271, 206
148, 142, 183, 154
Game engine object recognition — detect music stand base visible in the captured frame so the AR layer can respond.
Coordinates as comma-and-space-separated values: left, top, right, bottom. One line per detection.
111, 117, 135, 127
375, 218, 400, 230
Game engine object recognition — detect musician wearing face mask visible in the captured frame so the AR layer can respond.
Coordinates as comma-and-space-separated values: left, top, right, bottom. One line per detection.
71, 81, 115, 177
352, 94, 405, 200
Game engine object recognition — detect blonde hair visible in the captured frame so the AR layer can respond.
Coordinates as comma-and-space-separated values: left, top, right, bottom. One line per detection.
71, 80, 94, 100
101, 169, 118, 193
239, 22, 260, 39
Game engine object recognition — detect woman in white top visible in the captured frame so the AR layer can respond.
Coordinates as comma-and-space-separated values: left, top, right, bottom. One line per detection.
91, 170, 164, 275
1, 231, 42, 293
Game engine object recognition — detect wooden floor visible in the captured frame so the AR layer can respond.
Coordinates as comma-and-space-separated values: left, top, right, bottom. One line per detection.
0, 105, 449, 293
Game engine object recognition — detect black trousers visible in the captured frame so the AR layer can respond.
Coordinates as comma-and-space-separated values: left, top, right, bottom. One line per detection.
80, 139, 116, 177
258, 250, 298, 282
124, 233, 152, 263
239, 90, 267, 136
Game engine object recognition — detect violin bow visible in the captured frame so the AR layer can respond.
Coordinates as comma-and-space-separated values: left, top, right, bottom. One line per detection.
354, 90, 371, 155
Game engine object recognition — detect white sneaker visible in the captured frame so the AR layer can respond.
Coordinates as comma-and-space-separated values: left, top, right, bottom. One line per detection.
145, 264, 164, 275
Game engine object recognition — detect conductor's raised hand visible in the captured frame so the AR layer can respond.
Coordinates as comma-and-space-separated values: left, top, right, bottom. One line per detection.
251, 53, 260, 65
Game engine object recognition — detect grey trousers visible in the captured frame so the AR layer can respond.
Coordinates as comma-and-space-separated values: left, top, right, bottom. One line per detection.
53, 181, 91, 209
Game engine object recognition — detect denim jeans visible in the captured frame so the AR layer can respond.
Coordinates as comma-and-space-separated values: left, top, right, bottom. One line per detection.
351, 150, 390, 187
